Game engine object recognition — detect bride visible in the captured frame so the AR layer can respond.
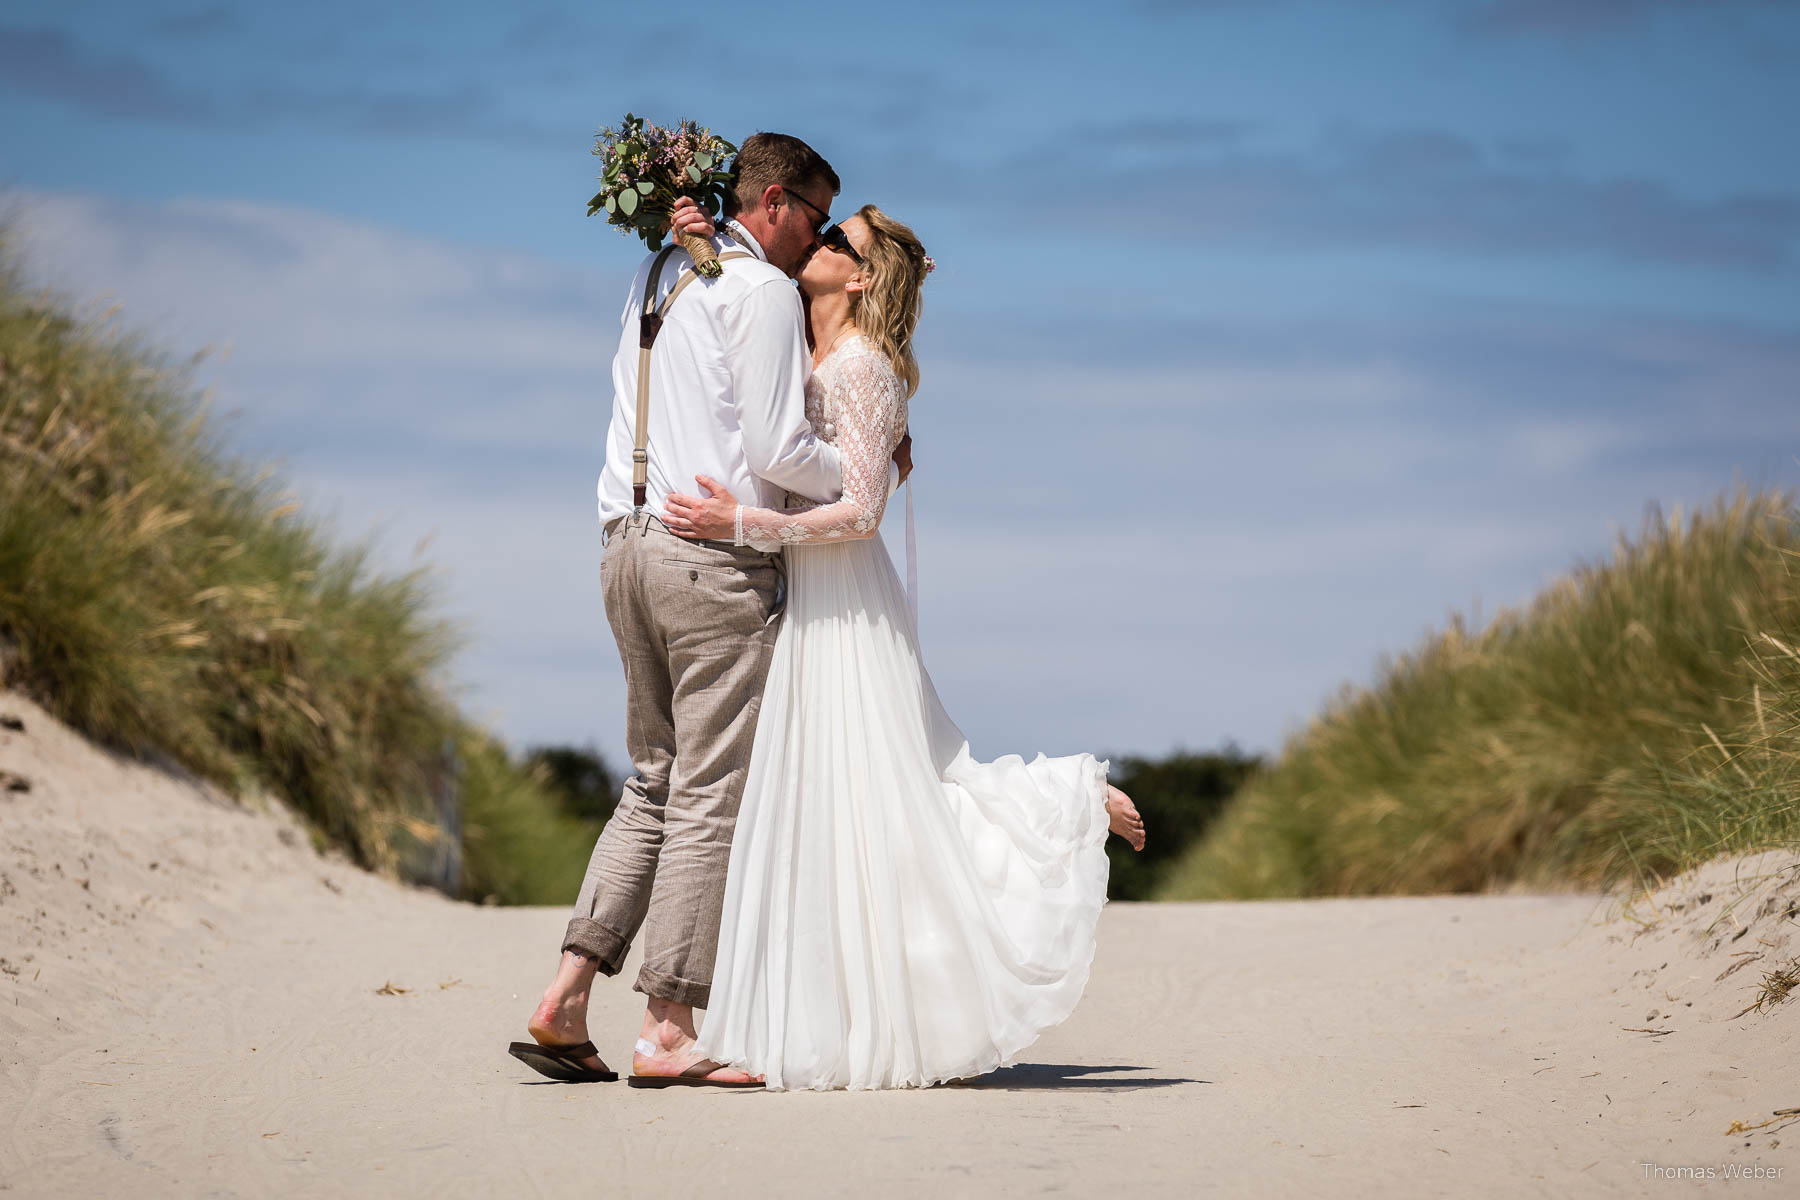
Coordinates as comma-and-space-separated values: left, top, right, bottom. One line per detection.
658, 204, 1146, 1091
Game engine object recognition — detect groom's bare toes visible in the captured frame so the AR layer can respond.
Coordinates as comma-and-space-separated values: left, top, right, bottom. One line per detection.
692, 1061, 758, 1084
633, 1051, 756, 1083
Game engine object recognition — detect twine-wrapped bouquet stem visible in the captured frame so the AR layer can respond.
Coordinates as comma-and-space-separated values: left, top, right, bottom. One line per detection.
674, 228, 720, 277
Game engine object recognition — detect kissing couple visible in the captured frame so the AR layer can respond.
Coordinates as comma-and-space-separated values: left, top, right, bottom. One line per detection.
509, 131, 1146, 1091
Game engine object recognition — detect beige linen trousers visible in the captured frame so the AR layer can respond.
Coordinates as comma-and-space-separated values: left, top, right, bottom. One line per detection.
562, 509, 783, 1007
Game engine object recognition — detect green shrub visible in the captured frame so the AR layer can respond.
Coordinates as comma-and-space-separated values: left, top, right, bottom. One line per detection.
1103, 750, 1260, 900
456, 734, 604, 905
524, 744, 620, 825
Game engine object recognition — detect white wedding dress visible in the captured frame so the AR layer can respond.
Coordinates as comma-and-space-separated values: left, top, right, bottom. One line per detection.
691, 335, 1112, 1091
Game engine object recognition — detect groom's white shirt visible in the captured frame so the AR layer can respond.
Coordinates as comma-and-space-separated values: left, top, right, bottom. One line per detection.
597, 220, 844, 552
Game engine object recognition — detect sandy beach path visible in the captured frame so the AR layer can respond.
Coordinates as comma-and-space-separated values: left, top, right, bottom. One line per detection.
3, 692, 1795, 1197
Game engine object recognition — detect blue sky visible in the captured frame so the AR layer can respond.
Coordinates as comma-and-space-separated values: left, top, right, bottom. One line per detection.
3, 0, 1797, 765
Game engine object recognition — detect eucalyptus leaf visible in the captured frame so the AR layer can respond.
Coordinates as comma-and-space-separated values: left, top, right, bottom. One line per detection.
695, 152, 713, 171
687, 165, 703, 184
620, 188, 638, 216
604, 194, 617, 214
637, 181, 654, 195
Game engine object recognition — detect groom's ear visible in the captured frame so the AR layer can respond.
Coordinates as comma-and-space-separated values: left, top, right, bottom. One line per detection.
758, 184, 784, 219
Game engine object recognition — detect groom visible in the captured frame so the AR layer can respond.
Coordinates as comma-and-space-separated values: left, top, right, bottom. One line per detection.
514, 132, 909, 1086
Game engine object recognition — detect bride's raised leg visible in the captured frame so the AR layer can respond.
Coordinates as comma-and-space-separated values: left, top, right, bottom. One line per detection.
1106, 785, 1146, 852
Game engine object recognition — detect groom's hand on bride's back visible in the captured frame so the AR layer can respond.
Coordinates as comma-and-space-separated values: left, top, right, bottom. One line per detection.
662, 475, 739, 541
893, 432, 913, 484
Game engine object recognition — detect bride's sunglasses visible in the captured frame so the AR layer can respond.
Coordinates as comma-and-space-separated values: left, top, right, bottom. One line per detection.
820, 223, 864, 264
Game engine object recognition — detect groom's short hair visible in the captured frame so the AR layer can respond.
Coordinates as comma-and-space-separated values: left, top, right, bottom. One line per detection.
724, 133, 840, 219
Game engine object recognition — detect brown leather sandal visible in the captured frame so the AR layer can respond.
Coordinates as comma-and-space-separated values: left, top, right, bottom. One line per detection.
507, 1039, 618, 1083
627, 1040, 764, 1089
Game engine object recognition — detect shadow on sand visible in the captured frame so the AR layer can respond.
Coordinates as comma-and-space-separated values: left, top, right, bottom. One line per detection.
949, 1063, 1204, 1091
513, 1062, 1206, 1090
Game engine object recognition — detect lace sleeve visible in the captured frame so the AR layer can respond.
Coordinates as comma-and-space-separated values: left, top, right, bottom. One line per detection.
736, 347, 906, 545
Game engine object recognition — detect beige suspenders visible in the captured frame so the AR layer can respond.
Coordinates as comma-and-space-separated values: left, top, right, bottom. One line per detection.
632, 246, 753, 510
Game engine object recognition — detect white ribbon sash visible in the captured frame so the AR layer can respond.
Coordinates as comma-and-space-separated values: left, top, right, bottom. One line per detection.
905, 478, 918, 629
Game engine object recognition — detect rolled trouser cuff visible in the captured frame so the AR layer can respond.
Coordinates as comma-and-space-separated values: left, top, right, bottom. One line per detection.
563, 918, 630, 976
634, 963, 710, 1008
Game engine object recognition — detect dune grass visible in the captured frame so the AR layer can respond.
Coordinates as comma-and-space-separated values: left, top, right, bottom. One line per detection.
1160, 489, 1800, 900
0, 251, 597, 904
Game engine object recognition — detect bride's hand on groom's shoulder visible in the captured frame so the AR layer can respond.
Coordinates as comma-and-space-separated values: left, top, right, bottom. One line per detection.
667, 196, 718, 240
663, 475, 739, 540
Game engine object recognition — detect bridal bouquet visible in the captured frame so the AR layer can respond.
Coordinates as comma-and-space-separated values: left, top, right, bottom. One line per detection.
588, 114, 738, 277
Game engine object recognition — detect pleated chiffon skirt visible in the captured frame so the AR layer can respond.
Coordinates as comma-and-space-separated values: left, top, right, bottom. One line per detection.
692, 531, 1112, 1091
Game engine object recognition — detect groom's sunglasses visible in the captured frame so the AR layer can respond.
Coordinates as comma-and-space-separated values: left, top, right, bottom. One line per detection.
820, 224, 864, 264
781, 187, 833, 236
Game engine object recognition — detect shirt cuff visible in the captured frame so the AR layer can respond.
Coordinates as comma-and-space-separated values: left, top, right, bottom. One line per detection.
733, 504, 745, 546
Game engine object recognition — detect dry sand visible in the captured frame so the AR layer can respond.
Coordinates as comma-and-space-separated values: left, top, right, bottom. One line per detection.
2, 688, 1797, 1198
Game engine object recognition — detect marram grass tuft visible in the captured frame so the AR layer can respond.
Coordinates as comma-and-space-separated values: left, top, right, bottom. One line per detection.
0, 246, 597, 903
1160, 489, 1800, 899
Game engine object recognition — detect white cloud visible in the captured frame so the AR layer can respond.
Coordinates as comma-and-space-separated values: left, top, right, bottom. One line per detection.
7, 191, 613, 370
10, 189, 1795, 766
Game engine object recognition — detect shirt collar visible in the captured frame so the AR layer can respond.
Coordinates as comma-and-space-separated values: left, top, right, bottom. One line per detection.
723, 218, 769, 263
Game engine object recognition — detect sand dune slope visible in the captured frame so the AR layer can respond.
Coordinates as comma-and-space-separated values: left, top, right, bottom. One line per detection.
2, 691, 1796, 1197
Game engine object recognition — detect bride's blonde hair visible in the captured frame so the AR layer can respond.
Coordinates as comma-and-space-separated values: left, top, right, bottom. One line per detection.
848, 205, 927, 399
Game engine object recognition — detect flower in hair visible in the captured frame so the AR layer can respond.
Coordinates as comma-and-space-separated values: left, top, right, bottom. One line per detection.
922, 254, 936, 275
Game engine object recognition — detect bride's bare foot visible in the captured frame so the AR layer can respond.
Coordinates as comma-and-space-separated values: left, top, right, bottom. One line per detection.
1106, 785, 1146, 852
